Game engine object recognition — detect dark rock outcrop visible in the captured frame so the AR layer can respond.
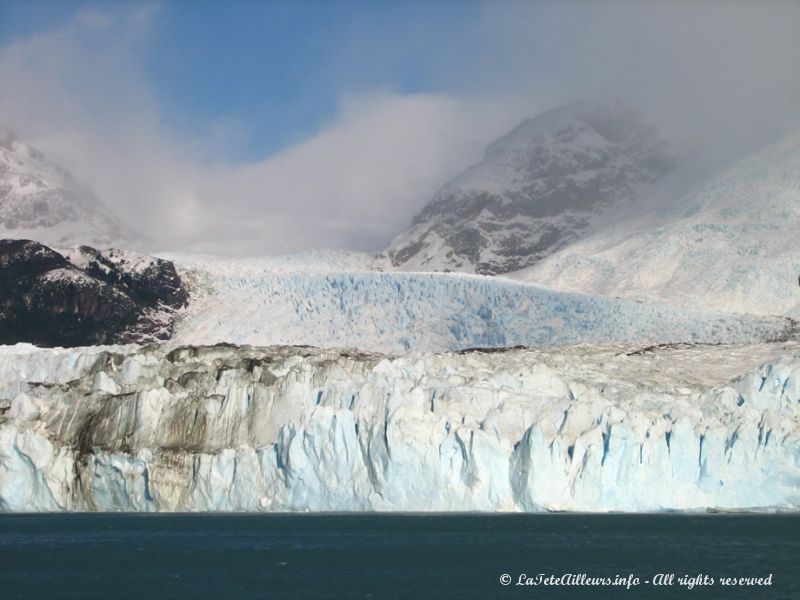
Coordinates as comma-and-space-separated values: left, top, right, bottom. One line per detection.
0, 239, 188, 346
73, 245, 188, 310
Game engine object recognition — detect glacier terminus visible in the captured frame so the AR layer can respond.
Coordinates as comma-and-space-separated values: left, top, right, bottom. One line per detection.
1, 342, 798, 513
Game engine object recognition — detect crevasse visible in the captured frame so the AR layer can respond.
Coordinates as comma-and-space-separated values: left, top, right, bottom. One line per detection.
172, 269, 794, 352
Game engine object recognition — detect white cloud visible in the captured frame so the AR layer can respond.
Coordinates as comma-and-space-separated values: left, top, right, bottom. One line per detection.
1, 2, 798, 255
0, 10, 528, 254
202, 91, 525, 253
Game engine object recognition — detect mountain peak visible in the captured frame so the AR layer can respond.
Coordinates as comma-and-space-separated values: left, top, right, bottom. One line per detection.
484, 98, 640, 155
387, 101, 674, 275
0, 128, 132, 248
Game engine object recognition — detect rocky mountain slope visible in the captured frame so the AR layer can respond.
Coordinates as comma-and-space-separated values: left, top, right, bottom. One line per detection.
0, 239, 187, 346
512, 131, 800, 317
1, 342, 798, 512
0, 129, 130, 247
387, 100, 675, 275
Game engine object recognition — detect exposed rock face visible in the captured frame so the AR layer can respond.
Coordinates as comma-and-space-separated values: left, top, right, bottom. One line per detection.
0, 129, 130, 246
1, 342, 798, 512
387, 100, 675, 275
0, 239, 188, 346
67, 245, 188, 313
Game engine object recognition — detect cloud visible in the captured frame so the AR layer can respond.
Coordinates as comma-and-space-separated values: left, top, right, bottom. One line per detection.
199, 92, 526, 254
0, 5, 201, 237
0, 2, 798, 255
0, 8, 527, 254
480, 1, 800, 160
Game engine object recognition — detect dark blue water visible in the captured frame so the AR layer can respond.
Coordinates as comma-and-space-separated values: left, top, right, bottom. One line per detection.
0, 513, 797, 599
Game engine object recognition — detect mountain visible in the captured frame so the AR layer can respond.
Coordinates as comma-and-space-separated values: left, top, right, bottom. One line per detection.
512, 131, 800, 317
386, 100, 675, 275
0, 239, 188, 346
2, 341, 798, 512
0, 129, 130, 247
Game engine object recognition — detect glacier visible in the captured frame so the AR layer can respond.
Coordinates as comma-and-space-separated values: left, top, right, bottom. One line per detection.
168, 260, 795, 353
1, 341, 799, 513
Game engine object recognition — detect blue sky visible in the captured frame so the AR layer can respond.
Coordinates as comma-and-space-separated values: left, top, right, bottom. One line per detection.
146, 0, 491, 159
0, 1, 797, 253
0, 0, 548, 160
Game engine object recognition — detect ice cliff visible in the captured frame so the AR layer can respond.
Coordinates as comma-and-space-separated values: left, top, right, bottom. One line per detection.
1, 342, 799, 513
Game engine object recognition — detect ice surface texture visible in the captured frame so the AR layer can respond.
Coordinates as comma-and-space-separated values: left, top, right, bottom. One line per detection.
1, 343, 798, 512
172, 265, 794, 353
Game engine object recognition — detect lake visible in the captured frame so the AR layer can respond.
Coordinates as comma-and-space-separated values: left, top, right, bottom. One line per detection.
0, 513, 797, 599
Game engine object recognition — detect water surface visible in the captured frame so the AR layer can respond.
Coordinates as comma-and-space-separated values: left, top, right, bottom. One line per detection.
0, 513, 797, 599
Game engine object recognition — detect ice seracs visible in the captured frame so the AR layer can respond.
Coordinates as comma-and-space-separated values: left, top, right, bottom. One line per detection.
1, 104, 799, 516
1, 342, 798, 512
166, 256, 794, 353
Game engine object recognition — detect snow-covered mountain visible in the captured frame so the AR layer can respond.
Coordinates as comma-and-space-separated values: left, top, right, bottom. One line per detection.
2, 341, 798, 512
0, 129, 130, 247
512, 131, 800, 317
387, 100, 675, 275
